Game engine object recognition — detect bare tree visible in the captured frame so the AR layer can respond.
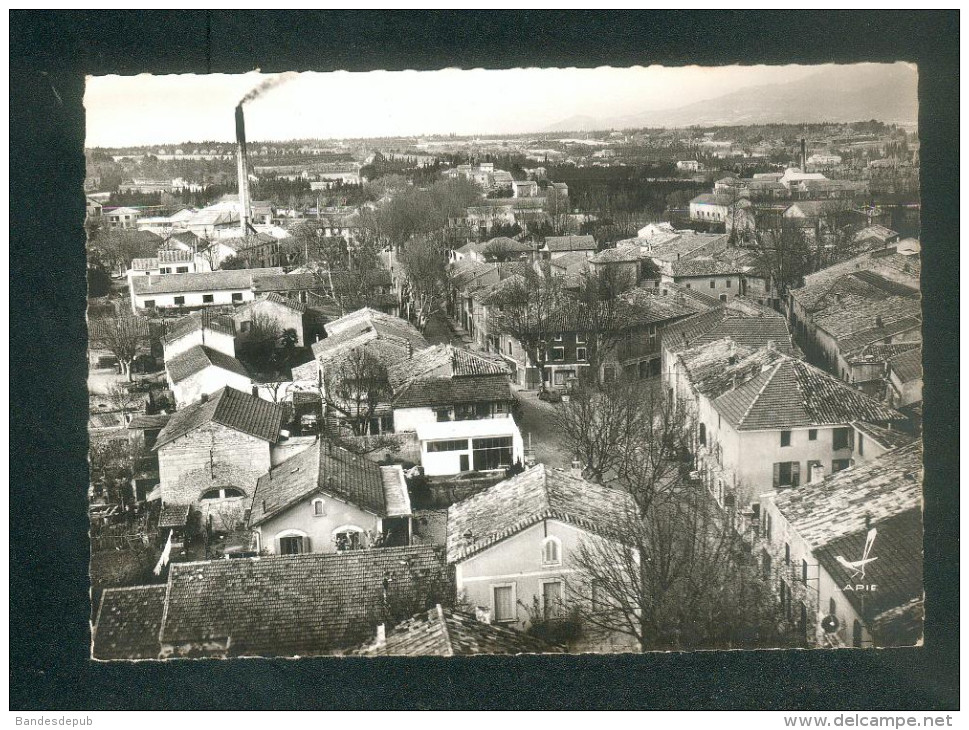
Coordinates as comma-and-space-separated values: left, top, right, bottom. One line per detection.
91, 316, 148, 381
105, 383, 142, 424
571, 267, 639, 384
747, 222, 815, 299
398, 234, 450, 331
322, 348, 393, 438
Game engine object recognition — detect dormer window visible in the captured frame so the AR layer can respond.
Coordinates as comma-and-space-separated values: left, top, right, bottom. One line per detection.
542, 536, 562, 566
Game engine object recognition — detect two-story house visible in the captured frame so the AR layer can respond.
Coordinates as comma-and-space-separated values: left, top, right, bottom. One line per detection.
248, 438, 411, 555
162, 311, 237, 361
446, 463, 640, 653
165, 345, 252, 408
233, 292, 308, 347
129, 267, 285, 313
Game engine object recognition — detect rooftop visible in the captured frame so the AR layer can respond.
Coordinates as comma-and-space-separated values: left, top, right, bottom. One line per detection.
154, 386, 283, 449
165, 345, 250, 384
250, 438, 408, 524
93, 585, 168, 660
671, 256, 745, 277
158, 547, 452, 657
713, 356, 902, 431
394, 374, 514, 409
235, 291, 307, 315
887, 346, 922, 384
543, 234, 597, 252
663, 304, 793, 355
355, 604, 564, 656
446, 463, 637, 563
162, 310, 236, 344
387, 344, 508, 391
130, 267, 284, 295
852, 421, 916, 451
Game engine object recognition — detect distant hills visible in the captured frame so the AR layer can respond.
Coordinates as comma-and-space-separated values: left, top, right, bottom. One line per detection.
544, 63, 918, 133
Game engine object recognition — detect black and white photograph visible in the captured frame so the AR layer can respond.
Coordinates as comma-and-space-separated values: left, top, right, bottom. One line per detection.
79, 62, 928, 661
80, 60, 927, 661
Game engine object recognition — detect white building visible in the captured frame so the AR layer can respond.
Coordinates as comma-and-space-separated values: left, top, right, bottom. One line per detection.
128, 267, 284, 313
416, 416, 524, 477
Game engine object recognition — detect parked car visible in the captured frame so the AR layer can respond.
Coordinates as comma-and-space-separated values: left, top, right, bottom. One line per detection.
537, 387, 562, 403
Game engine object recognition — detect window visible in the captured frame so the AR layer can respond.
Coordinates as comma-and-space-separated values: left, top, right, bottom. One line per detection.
551, 347, 565, 361
699, 423, 706, 446
762, 551, 772, 580
553, 334, 563, 342
808, 429, 818, 441
685, 283, 691, 289
833, 427, 853, 451
493, 585, 516, 623
472, 436, 513, 471
176, 266, 189, 274
333, 526, 364, 551
232, 292, 243, 302
710, 280, 716, 289
852, 619, 863, 648
773, 461, 801, 487
160, 267, 171, 275
279, 535, 306, 555
858, 434, 864, 456
553, 369, 575, 386
719, 294, 728, 302
802, 559, 809, 584
434, 407, 452, 423
603, 365, 616, 383
240, 320, 251, 333
507, 341, 512, 355
726, 279, 732, 288
542, 537, 562, 566
832, 459, 851, 473
542, 581, 563, 619
173, 296, 185, 306
144, 300, 155, 308
576, 347, 587, 361
779, 580, 788, 613
202, 294, 214, 303
765, 511, 772, 542
780, 430, 791, 447
200, 487, 245, 501
312, 499, 325, 516
784, 542, 791, 565
427, 439, 467, 452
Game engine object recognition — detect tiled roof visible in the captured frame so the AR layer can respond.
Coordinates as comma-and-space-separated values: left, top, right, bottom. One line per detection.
483, 236, 534, 254
251, 272, 324, 293
446, 464, 638, 563
852, 421, 916, 451
772, 441, 922, 548
130, 267, 284, 295
813, 296, 921, 353
846, 341, 920, 366
544, 235, 596, 252
159, 547, 452, 657
590, 242, 646, 264
323, 308, 427, 349
639, 232, 730, 263
355, 604, 564, 656
87, 316, 152, 344
549, 250, 593, 273
713, 356, 902, 431
93, 585, 167, 660
157, 249, 195, 264
165, 345, 250, 384
888, 346, 922, 384
870, 597, 924, 647
679, 339, 786, 400
671, 257, 744, 277
386, 344, 508, 391
154, 387, 283, 449
793, 254, 921, 313
127, 413, 172, 431
691, 193, 735, 206
162, 311, 235, 344
250, 438, 400, 524
158, 503, 191, 528
393, 374, 513, 409
854, 224, 899, 243
236, 291, 307, 314
815, 509, 923, 624
663, 306, 793, 355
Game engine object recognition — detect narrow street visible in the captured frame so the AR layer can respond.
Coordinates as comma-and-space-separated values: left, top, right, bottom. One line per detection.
512, 386, 573, 470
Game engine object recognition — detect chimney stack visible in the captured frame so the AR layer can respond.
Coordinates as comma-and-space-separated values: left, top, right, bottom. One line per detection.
235, 105, 252, 238
570, 458, 584, 478
375, 623, 386, 647
800, 139, 807, 172
475, 606, 492, 625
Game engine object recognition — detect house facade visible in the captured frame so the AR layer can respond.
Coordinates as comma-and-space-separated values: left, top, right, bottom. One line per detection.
165, 345, 252, 407
233, 292, 308, 347
416, 416, 524, 477
129, 267, 284, 313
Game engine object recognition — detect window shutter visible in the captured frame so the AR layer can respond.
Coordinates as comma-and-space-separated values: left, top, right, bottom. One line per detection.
303, 536, 311, 553
773, 463, 781, 488
792, 462, 801, 486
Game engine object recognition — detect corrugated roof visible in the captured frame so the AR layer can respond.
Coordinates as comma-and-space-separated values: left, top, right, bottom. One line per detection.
250, 438, 397, 524
771, 441, 921, 549
355, 604, 564, 656
165, 345, 250, 384
158, 547, 452, 657
713, 356, 902, 431
92, 585, 167, 660
446, 464, 637, 563
131, 268, 284, 295
154, 387, 283, 449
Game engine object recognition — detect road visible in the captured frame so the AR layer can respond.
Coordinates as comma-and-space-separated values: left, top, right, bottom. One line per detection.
423, 312, 470, 348
513, 386, 573, 470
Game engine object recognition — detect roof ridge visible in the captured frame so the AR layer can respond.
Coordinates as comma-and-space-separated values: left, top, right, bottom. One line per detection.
435, 604, 455, 657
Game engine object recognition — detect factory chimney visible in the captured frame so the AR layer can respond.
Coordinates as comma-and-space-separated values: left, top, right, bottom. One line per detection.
800, 138, 807, 172
235, 104, 252, 238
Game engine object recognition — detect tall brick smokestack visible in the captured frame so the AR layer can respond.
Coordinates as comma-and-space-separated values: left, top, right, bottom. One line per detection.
235, 104, 251, 237
800, 138, 807, 172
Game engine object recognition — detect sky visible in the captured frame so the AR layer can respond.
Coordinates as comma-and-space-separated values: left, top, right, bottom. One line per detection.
85, 64, 829, 148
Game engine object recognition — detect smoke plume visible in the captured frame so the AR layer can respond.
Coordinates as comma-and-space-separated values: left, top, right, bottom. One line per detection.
238, 72, 297, 107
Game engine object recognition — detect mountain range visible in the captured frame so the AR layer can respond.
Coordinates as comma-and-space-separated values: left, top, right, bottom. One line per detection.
544, 63, 918, 132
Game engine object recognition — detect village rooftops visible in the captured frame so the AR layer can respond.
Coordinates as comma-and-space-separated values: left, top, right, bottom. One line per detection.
799, 249, 920, 299
311, 309, 429, 366
543, 235, 596, 253
770, 440, 922, 548
590, 242, 648, 264
394, 374, 514, 410
156, 547, 452, 657
130, 248, 195, 270
153, 386, 283, 450
712, 355, 902, 431
249, 438, 410, 525
854, 224, 899, 243
355, 604, 564, 656
446, 463, 638, 563
670, 256, 746, 277
678, 338, 786, 401
162, 310, 235, 344
92, 585, 168, 660
663, 304, 793, 355
165, 345, 250, 384
130, 267, 284, 296
640, 231, 730, 263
